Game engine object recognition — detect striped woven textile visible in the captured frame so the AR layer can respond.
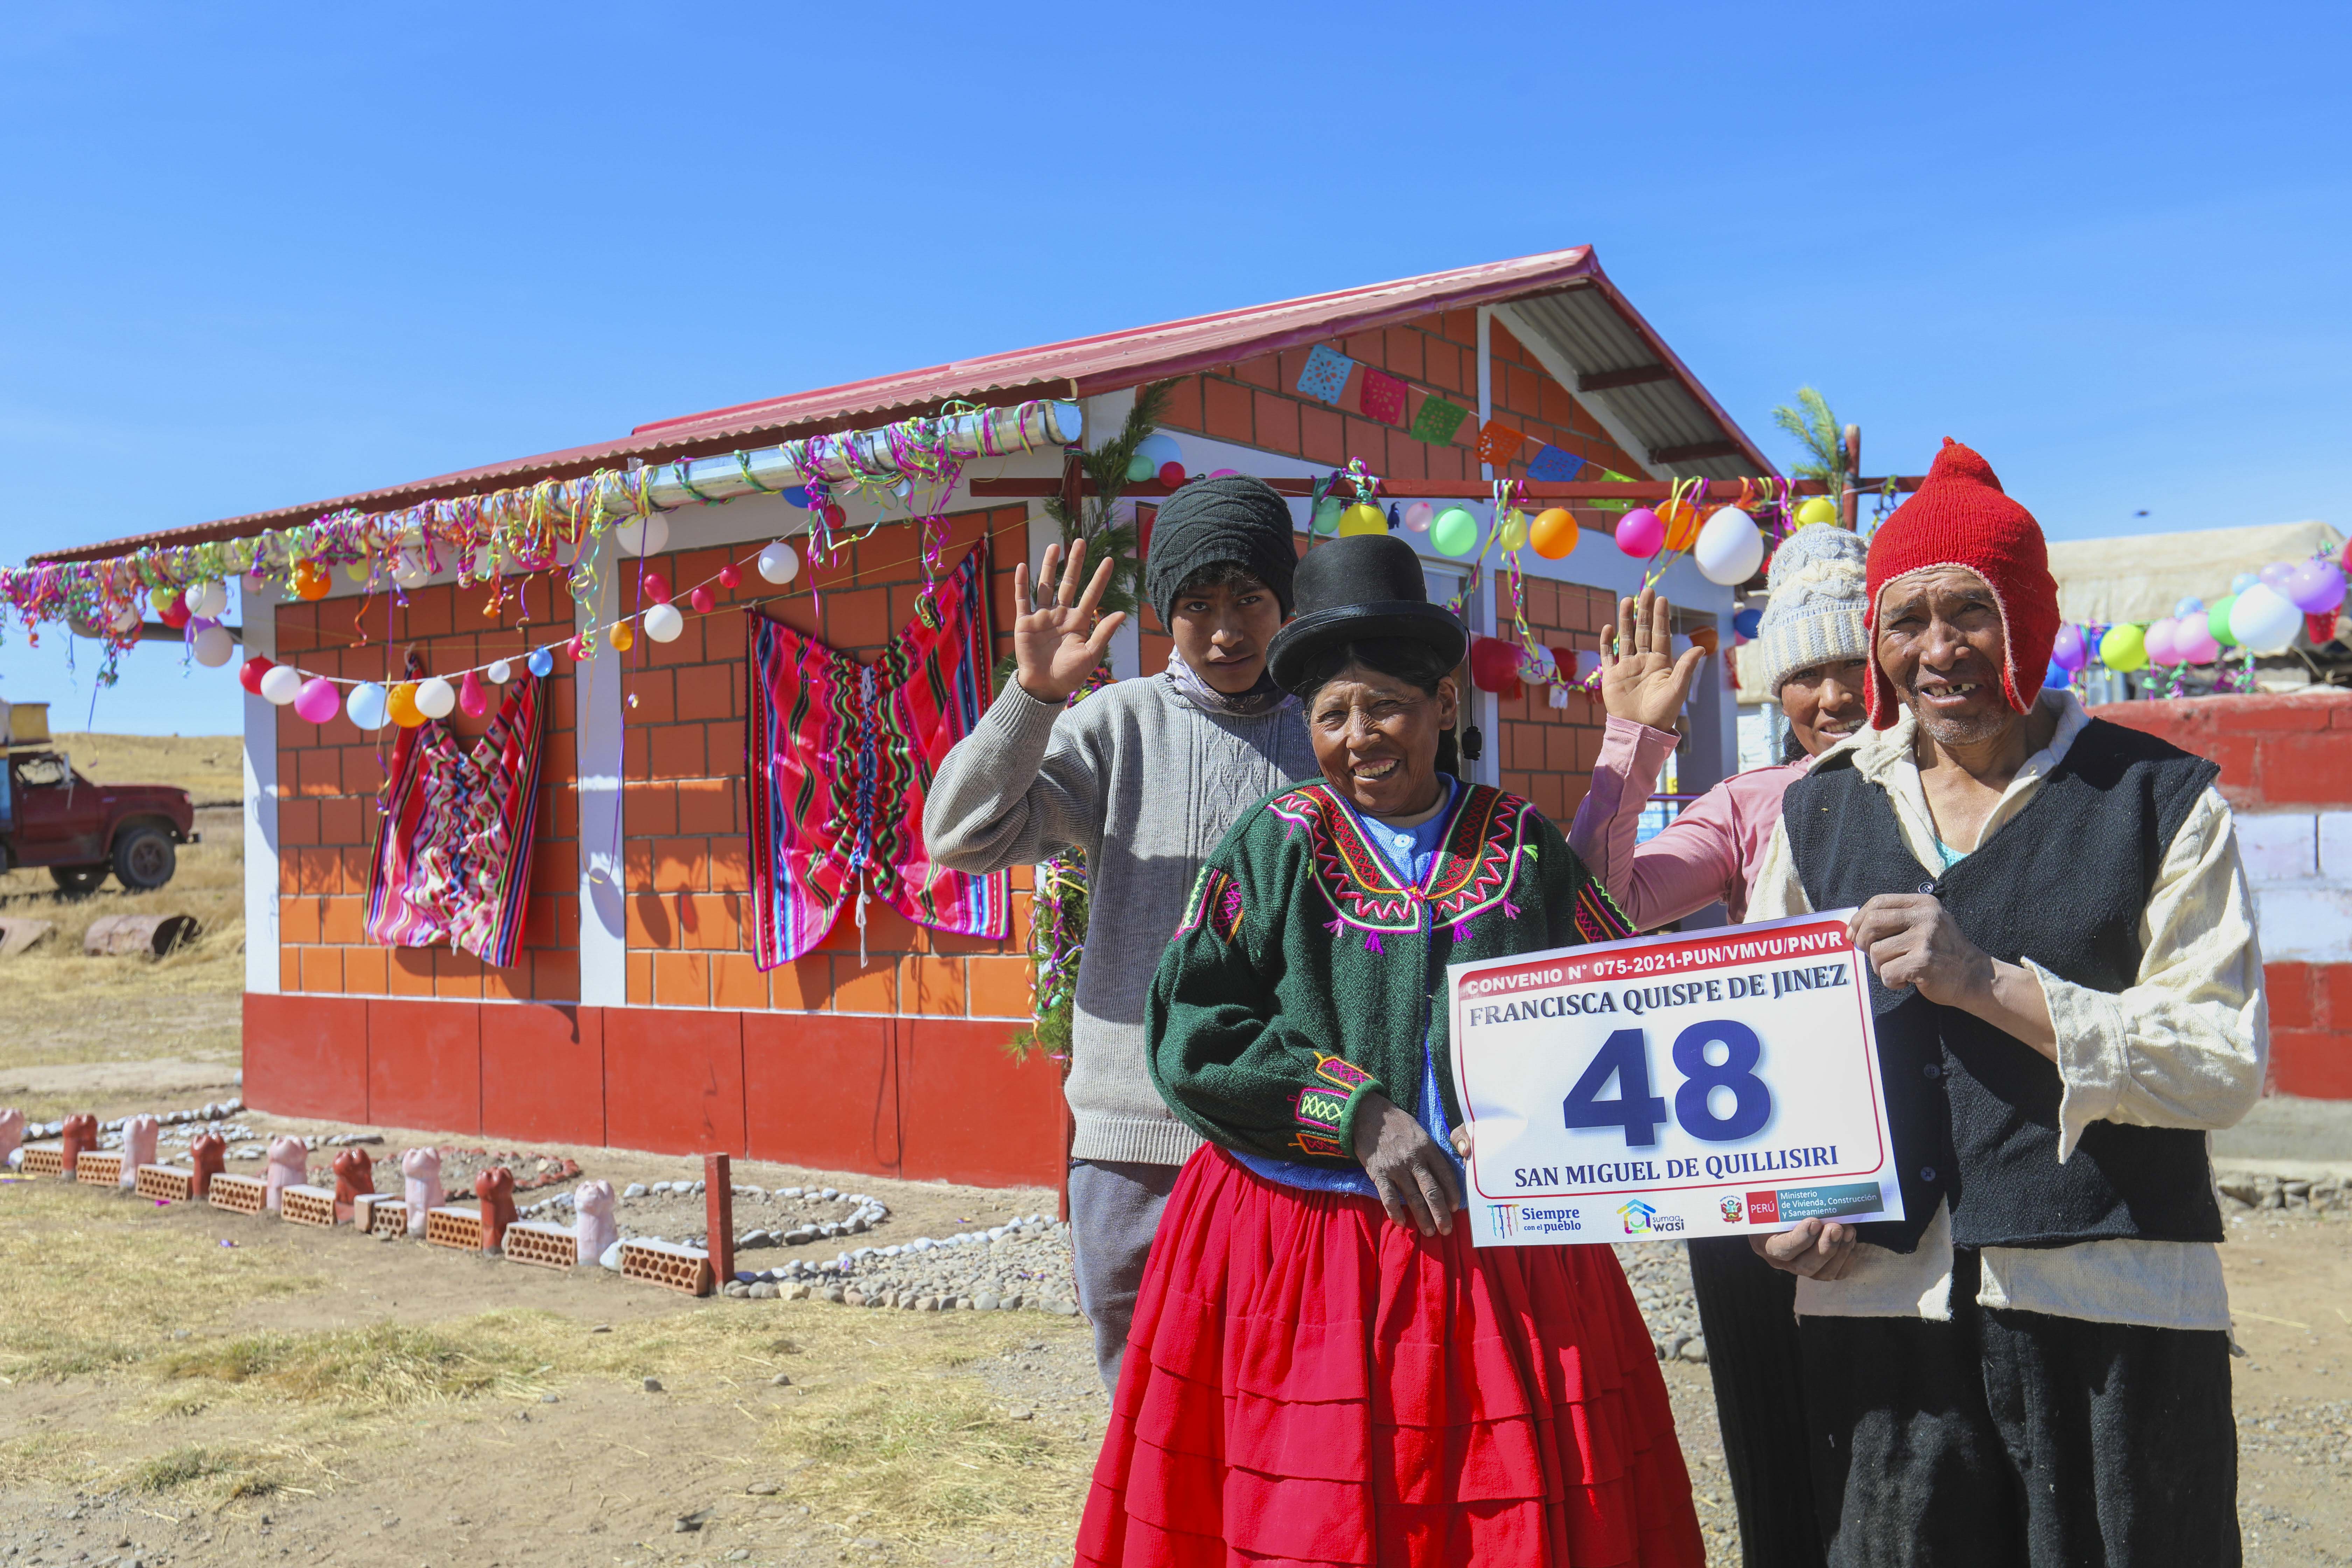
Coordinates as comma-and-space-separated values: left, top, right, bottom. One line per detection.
747, 538, 1007, 967
364, 661, 546, 968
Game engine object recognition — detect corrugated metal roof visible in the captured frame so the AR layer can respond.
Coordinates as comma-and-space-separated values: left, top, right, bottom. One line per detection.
36, 246, 1774, 564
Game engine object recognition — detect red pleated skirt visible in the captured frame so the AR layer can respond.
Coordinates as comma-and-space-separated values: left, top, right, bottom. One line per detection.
1074, 1146, 1705, 1568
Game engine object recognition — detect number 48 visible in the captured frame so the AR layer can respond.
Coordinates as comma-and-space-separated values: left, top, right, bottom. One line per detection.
1562, 1021, 1771, 1147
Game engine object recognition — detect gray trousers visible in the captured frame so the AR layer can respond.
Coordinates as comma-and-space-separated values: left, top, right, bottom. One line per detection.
1067, 1158, 1181, 1394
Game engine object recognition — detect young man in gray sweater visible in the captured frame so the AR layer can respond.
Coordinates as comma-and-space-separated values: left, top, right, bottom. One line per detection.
924, 476, 1315, 1391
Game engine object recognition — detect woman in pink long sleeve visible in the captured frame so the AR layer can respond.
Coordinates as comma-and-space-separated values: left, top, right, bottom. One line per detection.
1568, 522, 1869, 1568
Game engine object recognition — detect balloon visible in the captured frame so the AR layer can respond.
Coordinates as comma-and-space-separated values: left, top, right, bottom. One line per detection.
1469, 637, 1525, 695
294, 677, 342, 724
1310, 497, 1345, 536
183, 580, 228, 618
1125, 451, 1155, 483
1338, 503, 1388, 537
2230, 582, 2303, 654
149, 586, 179, 614
614, 513, 670, 556
2047, 624, 2085, 673
718, 564, 741, 589
259, 664, 305, 706
1402, 502, 1435, 533
526, 648, 554, 678
240, 656, 274, 694
822, 502, 846, 527
2044, 658, 2071, 689
2142, 617, 2178, 666
1494, 511, 1528, 553
453, 670, 486, 718
486, 659, 512, 684
757, 541, 800, 584
110, 603, 141, 635
2174, 621, 2221, 664
1694, 506, 1766, 586
393, 548, 430, 589
608, 620, 635, 653
782, 485, 812, 509
1732, 607, 1762, 639
2098, 623, 2147, 672
2230, 570, 2260, 595
682, 584, 712, 615
158, 595, 191, 630
190, 623, 235, 667
644, 602, 686, 642
2260, 561, 2297, 592
2173, 595, 2206, 618
2286, 559, 2347, 614
295, 562, 331, 601
414, 677, 457, 720
640, 571, 672, 605
2207, 596, 2240, 647
346, 682, 389, 730
1658, 499, 1703, 552
1529, 507, 1577, 559
387, 682, 424, 727
1794, 496, 1840, 527
345, 558, 372, 583
1134, 433, 1184, 476
1430, 507, 1480, 557
565, 634, 585, 663
1615, 507, 1665, 557
1158, 461, 1186, 488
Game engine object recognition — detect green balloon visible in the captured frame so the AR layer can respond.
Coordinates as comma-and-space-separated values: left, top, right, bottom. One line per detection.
1310, 497, 1345, 536
2208, 595, 2240, 647
1431, 506, 1480, 558
1126, 451, 1156, 484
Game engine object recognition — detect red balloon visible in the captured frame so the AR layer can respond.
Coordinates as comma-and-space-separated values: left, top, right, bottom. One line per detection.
239, 656, 274, 694
717, 564, 741, 589
1157, 461, 1186, 488
642, 571, 672, 605
1469, 636, 1523, 694
158, 597, 191, 630
689, 585, 716, 615
822, 503, 847, 527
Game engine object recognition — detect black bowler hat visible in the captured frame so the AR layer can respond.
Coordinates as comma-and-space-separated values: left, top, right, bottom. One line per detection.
1266, 534, 1469, 694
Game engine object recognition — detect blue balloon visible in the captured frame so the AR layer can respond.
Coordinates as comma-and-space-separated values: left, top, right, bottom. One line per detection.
2044, 658, 2071, 688
1732, 607, 1763, 639
2231, 571, 2260, 595
526, 647, 554, 678
2174, 596, 2205, 617
782, 485, 812, 509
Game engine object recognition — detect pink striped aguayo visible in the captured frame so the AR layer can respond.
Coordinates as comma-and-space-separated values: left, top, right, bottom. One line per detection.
747, 538, 1007, 966
364, 659, 546, 968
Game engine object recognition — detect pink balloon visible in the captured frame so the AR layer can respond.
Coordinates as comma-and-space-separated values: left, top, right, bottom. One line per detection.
2174, 621, 2221, 665
458, 670, 490, 718
293, 676, 341, 724
2286, 559, 2347, 615
2260, 561, 2297, 593
1615, 507, 1665, 557
2142, 617, 2178, 666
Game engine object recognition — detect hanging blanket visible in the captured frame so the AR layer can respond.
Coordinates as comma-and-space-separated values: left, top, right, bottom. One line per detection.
364, 658, 546, 968
748, 538, 1007, 966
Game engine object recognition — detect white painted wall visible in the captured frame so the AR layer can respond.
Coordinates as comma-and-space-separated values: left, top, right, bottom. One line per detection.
2237, 811, 2352, 963
240, 578, 280, 995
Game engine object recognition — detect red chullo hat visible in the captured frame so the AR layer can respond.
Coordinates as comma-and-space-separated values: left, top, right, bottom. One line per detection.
1863, 439, 2058, 729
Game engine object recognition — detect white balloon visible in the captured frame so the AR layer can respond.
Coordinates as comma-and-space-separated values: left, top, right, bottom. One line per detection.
190, 623, 236, 667
485, 659, 513, 684
414, 677, 457, 719
1693, 507, 1766, 586
109, 603, 141, 635
2229, 582, 2303, 655
346, 682, 390, 730
614, 514, 671, 558
183, 580, 229, 619
644, 603, 685, 643
757, 540, 800, 585
260, 664, 306, 705
392, 548, 430, 589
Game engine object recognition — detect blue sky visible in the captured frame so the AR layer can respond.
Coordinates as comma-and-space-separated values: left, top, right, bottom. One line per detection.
2, 1, 2346, 734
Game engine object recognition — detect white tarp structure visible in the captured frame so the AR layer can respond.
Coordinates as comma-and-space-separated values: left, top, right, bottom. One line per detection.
2047, 520, 2342, 626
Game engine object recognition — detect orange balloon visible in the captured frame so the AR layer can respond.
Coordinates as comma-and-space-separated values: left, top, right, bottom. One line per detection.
1659, 499, 1705, 553
295, 561, 331, 601
387, 682, 425, 728
1529, 507, 1579, 560
608, 620, 636, 653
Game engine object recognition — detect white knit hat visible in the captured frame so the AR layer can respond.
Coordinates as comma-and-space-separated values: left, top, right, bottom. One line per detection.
1757, 524, 1870, 695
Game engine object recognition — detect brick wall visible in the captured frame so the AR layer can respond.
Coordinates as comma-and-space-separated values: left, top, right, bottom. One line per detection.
619, 504, 1038, 1024
273, 582, 581, 1002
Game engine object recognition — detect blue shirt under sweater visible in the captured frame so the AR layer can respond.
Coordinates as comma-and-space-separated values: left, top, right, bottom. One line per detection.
1229, 776, 1465, 1197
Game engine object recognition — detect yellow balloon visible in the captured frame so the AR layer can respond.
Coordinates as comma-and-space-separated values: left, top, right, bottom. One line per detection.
1495, 510, 1528, 553
387, 682, 425, 728
1337, 503, 1388, 537
150, 585, 178, 612
343, 558, 370, 583
608, 620, 636, 653
1529, 508, 1578, 559
1794, 496, 1840, 527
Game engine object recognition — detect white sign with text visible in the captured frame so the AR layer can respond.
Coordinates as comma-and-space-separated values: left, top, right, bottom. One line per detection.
1449, 911, 1903, 1246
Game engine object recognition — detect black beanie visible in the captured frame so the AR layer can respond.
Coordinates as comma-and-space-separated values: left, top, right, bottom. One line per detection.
1143, 475, 1298, 630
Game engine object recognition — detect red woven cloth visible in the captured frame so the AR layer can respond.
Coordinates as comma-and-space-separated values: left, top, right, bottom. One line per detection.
1076, 1148, 1705, 1568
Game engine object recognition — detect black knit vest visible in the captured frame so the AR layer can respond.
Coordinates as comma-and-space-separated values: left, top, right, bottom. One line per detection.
1782, 718, 2222, 1252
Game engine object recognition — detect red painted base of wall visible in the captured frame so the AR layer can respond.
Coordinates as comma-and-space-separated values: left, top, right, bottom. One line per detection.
2263, 962, 2352, 1099
244, 995, 1068, 1188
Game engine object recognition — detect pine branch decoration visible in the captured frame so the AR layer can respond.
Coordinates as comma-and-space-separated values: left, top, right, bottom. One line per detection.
1040, 379, 1177, 618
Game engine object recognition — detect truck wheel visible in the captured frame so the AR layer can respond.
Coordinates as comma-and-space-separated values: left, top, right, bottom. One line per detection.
113, 827, 176, 891
50, 864, 108, 894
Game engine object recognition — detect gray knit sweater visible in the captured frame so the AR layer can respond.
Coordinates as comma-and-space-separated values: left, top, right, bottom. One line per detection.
923, 672, 1317, 1166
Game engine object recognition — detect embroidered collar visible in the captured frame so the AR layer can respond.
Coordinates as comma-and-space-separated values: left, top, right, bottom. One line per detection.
1266, 778, 1530, 937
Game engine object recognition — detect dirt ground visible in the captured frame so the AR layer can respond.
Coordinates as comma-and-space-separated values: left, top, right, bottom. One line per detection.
0, 737, 2348, 1565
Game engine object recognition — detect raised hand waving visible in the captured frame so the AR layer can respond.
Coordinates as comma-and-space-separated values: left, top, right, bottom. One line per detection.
1598, 586, 1708, 733
1011, 536, 1127, 704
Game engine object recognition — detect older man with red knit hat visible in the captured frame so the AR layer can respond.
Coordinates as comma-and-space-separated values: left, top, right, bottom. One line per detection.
1741, 440, 2266, 1566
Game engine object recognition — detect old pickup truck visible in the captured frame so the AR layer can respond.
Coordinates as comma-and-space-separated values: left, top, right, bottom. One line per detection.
0, 702, 198, 892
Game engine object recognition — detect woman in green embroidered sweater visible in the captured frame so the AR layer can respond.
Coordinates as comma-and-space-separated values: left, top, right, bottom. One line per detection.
1074, 536, 1702, 1568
